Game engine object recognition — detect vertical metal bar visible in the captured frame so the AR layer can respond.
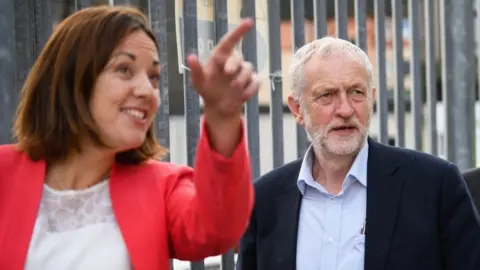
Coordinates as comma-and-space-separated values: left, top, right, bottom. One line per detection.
355, 0, 367, 51
291, 0, 309, 157
268, 0, 284, 168
392, 0, 405, 147
477, 0, 480, 141
408, 0, 423, 151
0, 0, 16, 144
242, 0, 261, 179
314, 0, 327, 39
335, 0, 348, 39
148, 0, 171, 265
33, 0, 53, 57
149, 0, 170, 161
182, 0, 204, 268
52, 0, 75, 22
455, 0, 476, 170
75, 0, 94, 10
214, 0, 228, 43
374, 0, 388, 143
221, 250, 235, 270
13, 0, 53, 108
213, 1, 236, 269
13, 1, 35, 93
440, 0, 475, 170
113, 0, 133, 5
440, 0, 455, 162
425, 0, 437, 155
355, 0, 367, 52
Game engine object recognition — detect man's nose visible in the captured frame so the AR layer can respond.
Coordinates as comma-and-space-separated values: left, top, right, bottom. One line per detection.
335, 93, 355, 118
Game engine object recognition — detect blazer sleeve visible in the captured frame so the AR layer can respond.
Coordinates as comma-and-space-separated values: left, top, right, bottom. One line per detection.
235, 204, 257, 270
439, 162, 480, 269
164, 117, 254, 261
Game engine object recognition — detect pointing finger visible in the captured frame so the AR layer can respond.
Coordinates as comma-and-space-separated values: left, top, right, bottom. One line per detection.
211, 18, 254, 64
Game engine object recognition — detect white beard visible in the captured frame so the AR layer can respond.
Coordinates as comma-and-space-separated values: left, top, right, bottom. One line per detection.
304, 112, 369, 156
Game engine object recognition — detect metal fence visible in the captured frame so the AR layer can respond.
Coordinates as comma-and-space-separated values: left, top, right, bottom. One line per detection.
0, 0, 479, 269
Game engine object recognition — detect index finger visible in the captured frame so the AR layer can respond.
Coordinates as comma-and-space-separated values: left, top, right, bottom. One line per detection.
214, 18, 254, 55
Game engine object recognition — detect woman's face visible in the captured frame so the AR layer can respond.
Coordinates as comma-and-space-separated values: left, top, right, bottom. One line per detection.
89, 30, 161, 152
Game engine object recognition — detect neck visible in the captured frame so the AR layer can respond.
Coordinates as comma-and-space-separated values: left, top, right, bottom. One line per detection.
45, 145, 115, 190
311, 146, 359, 195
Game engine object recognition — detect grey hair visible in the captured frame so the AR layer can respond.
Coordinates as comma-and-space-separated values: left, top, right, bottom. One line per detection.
289, 36, 374, 100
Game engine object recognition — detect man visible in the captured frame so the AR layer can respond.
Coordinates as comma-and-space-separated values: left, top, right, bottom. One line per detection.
463, 167, 480, 211
236, 37, 480, 270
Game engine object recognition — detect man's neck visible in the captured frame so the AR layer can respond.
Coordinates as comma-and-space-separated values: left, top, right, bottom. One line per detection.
311, 147, 358, 195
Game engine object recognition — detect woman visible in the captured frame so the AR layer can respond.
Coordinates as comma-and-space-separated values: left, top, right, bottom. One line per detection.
0, 5, 259, 270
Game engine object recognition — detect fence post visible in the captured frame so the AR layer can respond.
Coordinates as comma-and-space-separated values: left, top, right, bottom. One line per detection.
440, 0, 476, 170
0, 0, 17, 144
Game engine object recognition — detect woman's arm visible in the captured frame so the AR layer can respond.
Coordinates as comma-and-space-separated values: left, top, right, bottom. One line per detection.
165, 116, 253, 261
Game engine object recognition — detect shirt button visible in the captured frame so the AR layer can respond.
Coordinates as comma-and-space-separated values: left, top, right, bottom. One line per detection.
327, 237, 334, 243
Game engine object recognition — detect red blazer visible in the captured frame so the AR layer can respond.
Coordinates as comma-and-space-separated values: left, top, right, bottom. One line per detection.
0, 120, 254, 270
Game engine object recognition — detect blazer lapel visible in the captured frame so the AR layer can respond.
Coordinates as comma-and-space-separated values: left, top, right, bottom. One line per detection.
272, 160, 302, 269
1, 155, 45, 268
109, 162, 163, 270
364, 139, 404, 270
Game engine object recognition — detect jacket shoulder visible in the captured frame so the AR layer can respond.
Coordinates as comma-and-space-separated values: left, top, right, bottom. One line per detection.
371, 140, 452, 169
0, 144, 25, 169
253, 159, 302, 194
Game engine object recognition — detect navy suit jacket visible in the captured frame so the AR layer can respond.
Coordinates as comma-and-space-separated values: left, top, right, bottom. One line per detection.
463, 167, 480, 213
237, 138, 480, 270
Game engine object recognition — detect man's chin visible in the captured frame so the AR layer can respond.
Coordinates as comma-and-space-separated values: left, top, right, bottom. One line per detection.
323, 137, 363, 156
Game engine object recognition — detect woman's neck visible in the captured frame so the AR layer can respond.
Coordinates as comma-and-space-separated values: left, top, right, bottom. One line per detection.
45, 146, 115, 190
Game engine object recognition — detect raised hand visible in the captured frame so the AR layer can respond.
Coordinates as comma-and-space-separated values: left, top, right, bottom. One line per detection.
186, 18, 260, 119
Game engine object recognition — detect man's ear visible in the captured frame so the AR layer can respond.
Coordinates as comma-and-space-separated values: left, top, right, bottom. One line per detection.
371, 86, 377, 103
287, 95, 305, 126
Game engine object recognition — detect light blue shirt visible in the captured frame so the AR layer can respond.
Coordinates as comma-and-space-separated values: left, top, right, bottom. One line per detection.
296, 140, 369, 270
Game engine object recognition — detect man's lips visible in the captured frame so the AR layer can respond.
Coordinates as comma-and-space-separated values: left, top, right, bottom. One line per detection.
330, 125, 358, 131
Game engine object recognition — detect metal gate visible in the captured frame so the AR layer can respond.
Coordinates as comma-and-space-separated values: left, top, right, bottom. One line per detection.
0, 0, 479, 269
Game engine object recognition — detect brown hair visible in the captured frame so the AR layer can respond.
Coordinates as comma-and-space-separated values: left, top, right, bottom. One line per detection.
13, 5, 167, 165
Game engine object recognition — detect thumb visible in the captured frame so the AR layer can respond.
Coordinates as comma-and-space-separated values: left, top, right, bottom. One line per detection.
187, 54, 205, 90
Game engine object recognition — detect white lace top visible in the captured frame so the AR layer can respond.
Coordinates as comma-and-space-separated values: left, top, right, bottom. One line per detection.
25, 180, 132, 270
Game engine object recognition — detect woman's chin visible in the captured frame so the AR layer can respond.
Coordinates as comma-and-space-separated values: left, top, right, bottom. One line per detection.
115, 138, 146, 153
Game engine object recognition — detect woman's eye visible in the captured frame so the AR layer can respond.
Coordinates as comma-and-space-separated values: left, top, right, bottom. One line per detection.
116, 65, 131, 75
149, 74, 160, 81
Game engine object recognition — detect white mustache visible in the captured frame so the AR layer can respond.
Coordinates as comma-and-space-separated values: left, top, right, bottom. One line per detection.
327, 119, 361, 131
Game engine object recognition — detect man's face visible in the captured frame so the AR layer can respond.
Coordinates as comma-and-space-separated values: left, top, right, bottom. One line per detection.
288, 52, 375, 156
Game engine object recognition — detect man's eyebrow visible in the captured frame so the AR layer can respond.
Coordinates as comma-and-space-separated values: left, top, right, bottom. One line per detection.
350, 82, 367, 89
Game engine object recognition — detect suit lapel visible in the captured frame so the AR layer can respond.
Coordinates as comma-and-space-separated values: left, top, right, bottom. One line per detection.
272, 160, 302, 269
1, 155, 45, 268
364, 139, 404, 270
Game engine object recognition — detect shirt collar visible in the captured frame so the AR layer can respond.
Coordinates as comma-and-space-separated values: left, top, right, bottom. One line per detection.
297, 138, 369, 195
